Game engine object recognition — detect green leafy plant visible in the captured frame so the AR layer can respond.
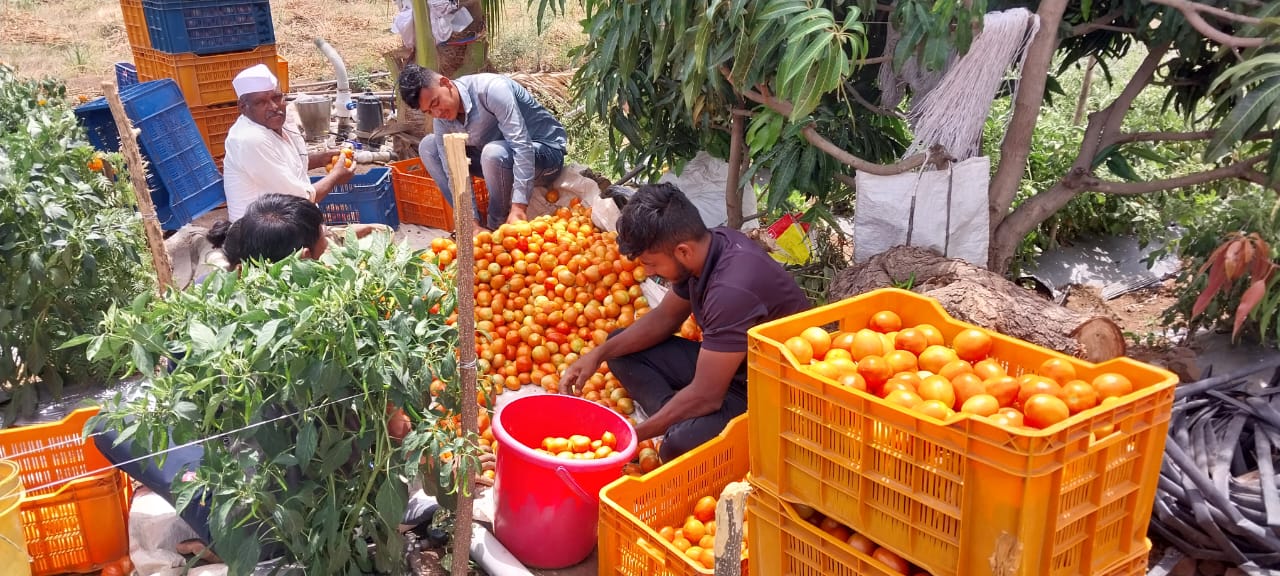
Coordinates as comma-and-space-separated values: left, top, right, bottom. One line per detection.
78, 234, 479, 574
0, 64, 149, 424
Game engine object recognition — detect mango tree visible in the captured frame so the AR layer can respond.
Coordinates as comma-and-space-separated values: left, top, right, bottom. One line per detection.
539, 0, 1278, 273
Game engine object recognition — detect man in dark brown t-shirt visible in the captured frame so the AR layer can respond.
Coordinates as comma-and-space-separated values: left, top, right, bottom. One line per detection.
560, 183, 810, 461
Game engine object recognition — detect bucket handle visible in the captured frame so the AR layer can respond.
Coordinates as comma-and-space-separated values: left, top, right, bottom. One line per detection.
555, 466, 595, 504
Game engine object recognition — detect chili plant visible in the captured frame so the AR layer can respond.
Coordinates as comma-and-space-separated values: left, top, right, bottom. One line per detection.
76, 233, 480, 574
0, 64, 149, 424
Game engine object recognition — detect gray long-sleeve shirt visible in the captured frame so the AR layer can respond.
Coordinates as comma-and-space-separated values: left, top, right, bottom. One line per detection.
429, 74, 567, 204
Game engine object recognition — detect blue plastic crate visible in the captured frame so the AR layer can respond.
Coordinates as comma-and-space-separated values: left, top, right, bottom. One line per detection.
313, 168, 399, 228
141, 0, 275, 56
72, 80, 225, 230
115, 63, 138, 88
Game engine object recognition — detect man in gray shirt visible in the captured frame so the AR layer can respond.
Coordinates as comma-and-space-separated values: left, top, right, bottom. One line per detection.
398, 65, 567, 230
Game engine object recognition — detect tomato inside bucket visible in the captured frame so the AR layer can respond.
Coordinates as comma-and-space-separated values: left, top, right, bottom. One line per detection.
491, 393, 638, 568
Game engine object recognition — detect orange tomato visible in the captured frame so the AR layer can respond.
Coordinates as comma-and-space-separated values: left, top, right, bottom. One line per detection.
824, 348, 854, 363
950, 372, 986, 406
938, 359, 974, 381
991, 407, 1025, 428
917, 399, 955, 421
694, 496, 717, 523
960, 394, 1001, 416
839, 373, 868, 392
984, 375, 1020, 407
893, 328, 928, 355
1061, 379, 1098, 414
884, 389, 923, 409
672, 537, 692, 552
850, 329, 885, 360
1092, 372, 1134, 399
809, 361, 841, 380
682, 517, 707, 543
1037, 358, 1078, 384
918, 345, 958, 374
800, 327, 832, 359
951, 328, 993, 362
785, 336, 815, 364
972, 358, 1007, 381
1017, 375, 1063, 406
1023, 394, 1070, 429
856, 355, 894, 388
917, 375, 956, 408
914, 323, 945, 347
831, 331, 857, 352
869, 310, 903, 333
883, 350, 919, 374
659, 526, 676, 541
819, 516, 852, 541
872, 547, 911, 574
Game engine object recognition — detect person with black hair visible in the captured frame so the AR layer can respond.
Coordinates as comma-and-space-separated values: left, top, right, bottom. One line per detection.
559, 183, 811, 462
397, 64, 566, 230
204, 194, 388, 276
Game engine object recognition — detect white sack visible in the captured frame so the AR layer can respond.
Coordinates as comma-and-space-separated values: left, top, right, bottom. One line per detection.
854, 156, 990, 266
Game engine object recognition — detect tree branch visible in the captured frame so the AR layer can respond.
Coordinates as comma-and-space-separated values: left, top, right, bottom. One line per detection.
1113, 129, 1276, 144
1146, 0, 1266, 48
1098, 44, 1170, 149
1070, 9, 1132, 35
987, 0, 1069, 238
737, 81, 926, 176
846, 84, 905, 118
1087, 153, 1268, 194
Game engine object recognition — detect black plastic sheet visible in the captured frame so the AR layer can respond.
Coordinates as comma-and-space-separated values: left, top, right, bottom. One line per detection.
1152, 356, 1280, 568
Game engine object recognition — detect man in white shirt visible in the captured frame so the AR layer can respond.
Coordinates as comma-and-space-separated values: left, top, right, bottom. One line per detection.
222, 64, 354, 222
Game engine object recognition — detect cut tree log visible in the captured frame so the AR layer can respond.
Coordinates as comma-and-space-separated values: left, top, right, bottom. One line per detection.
828, 246, 1126, 362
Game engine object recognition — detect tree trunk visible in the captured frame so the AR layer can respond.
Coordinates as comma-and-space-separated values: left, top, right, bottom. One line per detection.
829, 246, 1126, 362
986, 0, 1069, 269
725, 110, 747, 229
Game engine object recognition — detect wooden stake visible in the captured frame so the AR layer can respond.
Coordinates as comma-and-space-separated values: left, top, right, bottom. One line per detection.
714, 481, 752, 576
442, 133, 477, 576
102, 81, 172, 294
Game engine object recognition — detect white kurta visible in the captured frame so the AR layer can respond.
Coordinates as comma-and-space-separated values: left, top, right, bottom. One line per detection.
222, 115, 315, 221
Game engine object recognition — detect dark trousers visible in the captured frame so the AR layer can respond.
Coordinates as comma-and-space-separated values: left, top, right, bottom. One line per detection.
93, 424, 212, 543
607, 335, 747, 461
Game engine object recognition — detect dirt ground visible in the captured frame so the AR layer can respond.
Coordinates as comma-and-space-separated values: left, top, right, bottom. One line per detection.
0, 0, 584, 98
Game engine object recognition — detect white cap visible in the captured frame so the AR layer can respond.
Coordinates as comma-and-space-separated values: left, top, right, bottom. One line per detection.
232, 64, 278, 98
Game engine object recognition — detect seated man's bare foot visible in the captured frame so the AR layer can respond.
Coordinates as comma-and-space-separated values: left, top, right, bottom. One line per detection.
177, 539, 224, 564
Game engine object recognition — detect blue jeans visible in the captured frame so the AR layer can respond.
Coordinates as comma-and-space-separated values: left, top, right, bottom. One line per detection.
418, 138, 565, 229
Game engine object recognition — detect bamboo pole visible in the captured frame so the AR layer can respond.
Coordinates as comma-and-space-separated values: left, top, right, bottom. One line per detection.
713, 481, 751, 576
102, 81, 172, 294
442, 133, 477, 576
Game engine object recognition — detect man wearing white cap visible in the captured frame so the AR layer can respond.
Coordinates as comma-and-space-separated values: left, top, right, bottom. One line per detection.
223, 63, 354, 222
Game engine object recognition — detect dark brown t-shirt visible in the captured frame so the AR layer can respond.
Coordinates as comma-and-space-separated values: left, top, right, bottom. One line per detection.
672, 228, 811, 353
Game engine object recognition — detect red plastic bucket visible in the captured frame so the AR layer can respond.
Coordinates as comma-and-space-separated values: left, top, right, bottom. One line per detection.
491, 393, 638, 569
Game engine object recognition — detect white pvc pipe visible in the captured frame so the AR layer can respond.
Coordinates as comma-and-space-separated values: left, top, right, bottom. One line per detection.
469, 523, 534, 576
313, 38, 352, 119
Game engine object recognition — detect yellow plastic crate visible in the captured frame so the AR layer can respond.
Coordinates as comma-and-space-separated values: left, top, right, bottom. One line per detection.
598, 415, 749, 576
747, 486, 1153, 576
746, 288, 1176, 576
